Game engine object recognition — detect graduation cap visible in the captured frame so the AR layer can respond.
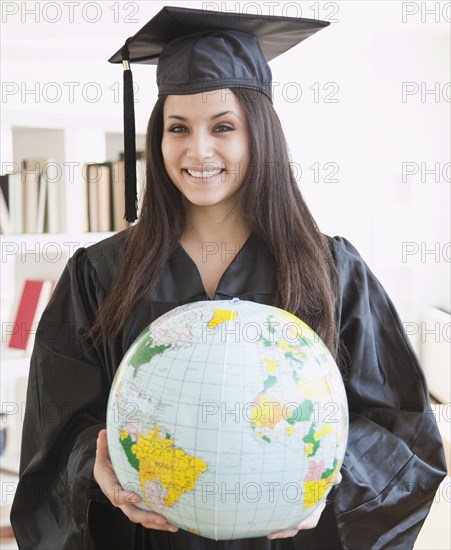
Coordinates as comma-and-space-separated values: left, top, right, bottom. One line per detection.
109, 6, 330, 222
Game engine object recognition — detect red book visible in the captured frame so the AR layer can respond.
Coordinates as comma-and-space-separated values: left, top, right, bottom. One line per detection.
9, 279, 54, 353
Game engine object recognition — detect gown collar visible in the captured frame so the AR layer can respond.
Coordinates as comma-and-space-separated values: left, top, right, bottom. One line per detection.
156, 231, 275, 303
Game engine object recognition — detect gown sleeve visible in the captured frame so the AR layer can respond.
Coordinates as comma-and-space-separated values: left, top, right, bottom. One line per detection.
10, 247, 113, 550
330, 236, 447, 550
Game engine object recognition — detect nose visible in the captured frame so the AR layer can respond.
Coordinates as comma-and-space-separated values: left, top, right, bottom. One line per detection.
186, 129, 213, 162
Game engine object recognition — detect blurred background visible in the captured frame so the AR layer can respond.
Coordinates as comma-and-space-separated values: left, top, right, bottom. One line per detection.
1, 1, 450, 548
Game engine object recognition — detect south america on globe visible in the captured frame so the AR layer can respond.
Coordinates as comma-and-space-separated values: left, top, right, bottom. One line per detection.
106, 298, 348, 540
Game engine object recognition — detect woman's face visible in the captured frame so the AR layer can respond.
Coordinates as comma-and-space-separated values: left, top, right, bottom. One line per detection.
161, 89, 250, 210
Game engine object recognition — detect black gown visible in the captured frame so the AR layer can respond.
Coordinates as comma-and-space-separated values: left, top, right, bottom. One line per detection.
10, 230, 447, 550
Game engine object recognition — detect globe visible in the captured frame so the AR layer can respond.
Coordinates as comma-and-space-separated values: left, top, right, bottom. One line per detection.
106, 298, 348, 540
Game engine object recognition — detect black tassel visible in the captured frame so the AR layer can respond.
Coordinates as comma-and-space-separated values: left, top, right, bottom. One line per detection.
122, 42, 138, 223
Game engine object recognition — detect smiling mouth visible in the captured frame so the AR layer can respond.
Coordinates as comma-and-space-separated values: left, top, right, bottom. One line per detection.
185, 168, 224, 179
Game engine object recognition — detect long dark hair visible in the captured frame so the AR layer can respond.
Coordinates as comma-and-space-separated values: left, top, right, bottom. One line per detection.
88, 88, 340, 356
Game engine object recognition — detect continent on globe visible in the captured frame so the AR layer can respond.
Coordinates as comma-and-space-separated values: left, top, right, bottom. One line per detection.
208, 308, 237, 328
129, 334, 171, 377
119, 425, 207, 507
304, 457, 340, 509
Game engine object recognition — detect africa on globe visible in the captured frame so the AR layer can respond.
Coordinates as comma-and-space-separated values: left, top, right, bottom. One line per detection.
106, 298, 348, 540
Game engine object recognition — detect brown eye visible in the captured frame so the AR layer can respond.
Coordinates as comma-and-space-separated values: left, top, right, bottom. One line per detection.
214, 124, 234, 132
168, 125, 188, 133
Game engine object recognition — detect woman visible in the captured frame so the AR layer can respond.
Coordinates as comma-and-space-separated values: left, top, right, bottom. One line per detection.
92, 86, 343, 546
11, 6, 446, 550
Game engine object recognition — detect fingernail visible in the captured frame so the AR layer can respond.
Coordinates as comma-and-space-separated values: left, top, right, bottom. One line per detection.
156, 519, 166, 525
169, 527, 178, 532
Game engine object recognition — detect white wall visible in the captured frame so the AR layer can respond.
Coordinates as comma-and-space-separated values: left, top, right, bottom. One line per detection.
2, 0, 450, 336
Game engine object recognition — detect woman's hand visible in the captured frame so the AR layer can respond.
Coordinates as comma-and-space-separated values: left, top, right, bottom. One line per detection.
93, 429, 179, 533
266, 472, 342, 540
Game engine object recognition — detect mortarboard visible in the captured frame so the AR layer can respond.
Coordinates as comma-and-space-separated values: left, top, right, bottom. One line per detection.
109, 6, 330, 222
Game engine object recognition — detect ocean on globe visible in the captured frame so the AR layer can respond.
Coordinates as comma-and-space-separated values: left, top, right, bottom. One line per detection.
106, 298, 348, 540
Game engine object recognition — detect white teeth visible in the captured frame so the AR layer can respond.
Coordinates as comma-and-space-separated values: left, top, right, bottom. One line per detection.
187, 169, 222, 178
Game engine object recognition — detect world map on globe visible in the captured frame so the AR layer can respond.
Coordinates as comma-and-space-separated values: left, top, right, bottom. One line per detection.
107, 299, 348, 540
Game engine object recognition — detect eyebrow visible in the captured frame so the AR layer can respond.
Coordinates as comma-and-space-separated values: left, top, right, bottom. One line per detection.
164, 110, 241, 122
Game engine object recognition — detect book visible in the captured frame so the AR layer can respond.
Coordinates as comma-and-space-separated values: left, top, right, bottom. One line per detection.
23, 170, 39, 233
0, 184, 11, 234
8, 279, 55, 354
22, 158, 50, 233
81, 164, 89, 232
111, 160, 128, 231
20, 158, 62, 233
36, 171, 48, 233
87, 164, 100, 232
87, 163, 113, 232
97, 163, 112, 232
8, 173, 23, 234
46, 173, 60, 233
0, 174, 9, 210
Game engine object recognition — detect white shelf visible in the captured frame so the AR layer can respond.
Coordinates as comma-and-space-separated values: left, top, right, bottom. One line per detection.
1, 457, 20, 476
0, 106, 148, 465
0, 354, 29, 472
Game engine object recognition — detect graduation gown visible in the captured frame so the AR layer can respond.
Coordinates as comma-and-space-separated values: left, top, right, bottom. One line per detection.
10, 230, 447, 550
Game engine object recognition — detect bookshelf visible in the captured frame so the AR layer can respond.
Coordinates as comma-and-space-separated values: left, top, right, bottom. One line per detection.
0, 109, 146, 469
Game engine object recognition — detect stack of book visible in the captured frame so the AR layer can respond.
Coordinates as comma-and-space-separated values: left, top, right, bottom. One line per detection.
84, 154, 146, 232
0, 154, 147, 235
0, 159, 61, 234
